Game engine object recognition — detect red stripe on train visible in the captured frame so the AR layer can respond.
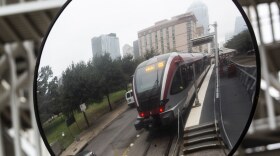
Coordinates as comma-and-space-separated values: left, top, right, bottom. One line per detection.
162, 55, 183, 99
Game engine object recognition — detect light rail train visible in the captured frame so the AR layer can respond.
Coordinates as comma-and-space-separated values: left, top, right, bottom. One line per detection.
133, 52, 211, 130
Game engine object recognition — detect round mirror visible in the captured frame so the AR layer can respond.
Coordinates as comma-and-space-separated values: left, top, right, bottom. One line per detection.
34, 0, 260, 155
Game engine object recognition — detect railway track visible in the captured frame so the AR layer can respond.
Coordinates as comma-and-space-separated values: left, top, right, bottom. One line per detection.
125, 126, 178, 156
143, 128, 176, 156
125, 105, 191, 156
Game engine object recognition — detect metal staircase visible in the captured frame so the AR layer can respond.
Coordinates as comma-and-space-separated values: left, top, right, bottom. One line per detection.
182, 122, 226, 155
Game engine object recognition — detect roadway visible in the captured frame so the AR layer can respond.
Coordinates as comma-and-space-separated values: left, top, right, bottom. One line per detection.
83, 108, 138, 156
82, 106, 180, 156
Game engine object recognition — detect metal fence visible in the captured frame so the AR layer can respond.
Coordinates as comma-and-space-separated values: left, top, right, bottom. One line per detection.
233, 61, 257, 103
213, 65, 233, 151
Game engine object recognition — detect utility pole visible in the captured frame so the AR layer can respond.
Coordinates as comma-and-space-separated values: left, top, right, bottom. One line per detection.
83, 111, 90, 128
213, 22, 219, 100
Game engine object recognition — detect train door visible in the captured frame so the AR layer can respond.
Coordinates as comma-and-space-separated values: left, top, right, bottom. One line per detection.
183, 63, 195, 108
192, 61, 200, 106
167, 63, 194, 112
167, 65, 187, 113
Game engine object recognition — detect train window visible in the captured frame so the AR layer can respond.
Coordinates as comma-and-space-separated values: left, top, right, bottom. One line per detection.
170, 66, 186, 95
195, 60, 203, 76
194, 61, 200, 76
135, 63, 165, 93
186, 64, 194, 81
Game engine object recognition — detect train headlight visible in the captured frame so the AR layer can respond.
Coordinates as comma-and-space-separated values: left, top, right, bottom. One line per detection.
157, 61, 165, 68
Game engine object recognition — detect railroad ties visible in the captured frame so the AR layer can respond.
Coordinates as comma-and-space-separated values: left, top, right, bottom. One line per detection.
182, 122, 226, 156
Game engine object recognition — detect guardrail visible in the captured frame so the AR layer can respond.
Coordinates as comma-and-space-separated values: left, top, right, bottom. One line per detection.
213, 64, 233, 152
214, 59, 257, 152
230, 60, 257, 103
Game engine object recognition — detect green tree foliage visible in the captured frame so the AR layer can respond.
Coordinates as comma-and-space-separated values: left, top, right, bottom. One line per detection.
93, 53, 126, 111
60, 62, 88, 116
38, 53, 144, 120
48, 76, 60, 115
115, 54, 143, 90
144, 48, 159, 60
37, 66, 53, 96
37, 66, 59, 123
224, 30, 253, 54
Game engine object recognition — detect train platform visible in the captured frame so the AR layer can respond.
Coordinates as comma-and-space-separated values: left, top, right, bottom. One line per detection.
182, 62, 254, 155
182, 65, 225, 155
185, 64, 215, 128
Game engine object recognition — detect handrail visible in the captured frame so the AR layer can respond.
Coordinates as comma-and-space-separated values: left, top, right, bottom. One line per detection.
214, 59, 257, 152
213, 64, 233, 151
230, 60, 257, 103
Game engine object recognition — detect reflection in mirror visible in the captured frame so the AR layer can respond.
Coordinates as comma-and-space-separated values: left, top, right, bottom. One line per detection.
35, 0, 259, 155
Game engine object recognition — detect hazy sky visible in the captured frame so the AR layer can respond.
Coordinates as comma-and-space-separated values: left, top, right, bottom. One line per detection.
39, 0, 270, 77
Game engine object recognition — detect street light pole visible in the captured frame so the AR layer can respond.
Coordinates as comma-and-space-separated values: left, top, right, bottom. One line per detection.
209, 22, 219, 99
213, 22, 219, 99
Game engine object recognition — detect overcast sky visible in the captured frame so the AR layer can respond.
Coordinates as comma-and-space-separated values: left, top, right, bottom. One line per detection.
39, 0, 275, 77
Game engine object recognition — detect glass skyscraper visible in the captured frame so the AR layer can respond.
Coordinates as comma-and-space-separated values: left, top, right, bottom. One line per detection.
187, 0, 209, 35
91, 33, 121, 60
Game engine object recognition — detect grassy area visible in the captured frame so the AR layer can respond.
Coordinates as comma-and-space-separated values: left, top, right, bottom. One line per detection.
43, 89, 127, 148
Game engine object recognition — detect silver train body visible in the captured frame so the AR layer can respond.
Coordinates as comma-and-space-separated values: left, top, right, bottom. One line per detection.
133, 52, 210, 130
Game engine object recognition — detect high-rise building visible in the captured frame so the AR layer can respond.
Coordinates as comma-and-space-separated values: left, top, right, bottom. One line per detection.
133, 40, 140, 58
91, 33, 121, 59
234, 16, 247, 35
187, 0, 209, 35
122, 44, 134, 57
194, 26, 209, 53
138, 12, 199, 55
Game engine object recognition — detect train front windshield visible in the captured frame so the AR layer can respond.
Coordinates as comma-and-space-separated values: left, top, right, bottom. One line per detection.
135, 61, 165, 94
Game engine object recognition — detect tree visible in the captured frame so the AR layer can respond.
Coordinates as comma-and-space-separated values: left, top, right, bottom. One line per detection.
56, 52, 143, 116
37, 66, 53, 96
224, 30, 253, 54
48, 76, 60, 115
37, 66, 55, 123
93, 53, 125, 111
144, 48, 159, 60
115, 54, 137, 90
59, 61, 103, 116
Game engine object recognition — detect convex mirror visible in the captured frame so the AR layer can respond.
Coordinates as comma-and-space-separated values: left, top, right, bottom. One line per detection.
34, 0, 260, 155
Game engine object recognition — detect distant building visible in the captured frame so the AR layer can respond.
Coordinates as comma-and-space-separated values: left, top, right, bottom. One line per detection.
234, 16, 247, 35
194, 26, 209, 53
133, 40, 140, 58
91, 33, 121, 59
138, 12, 200, 55
122, 44, 134, 57
187, 0, 209, 35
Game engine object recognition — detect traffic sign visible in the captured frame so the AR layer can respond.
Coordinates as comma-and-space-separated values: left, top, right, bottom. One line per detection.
80, 103, 86, 112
